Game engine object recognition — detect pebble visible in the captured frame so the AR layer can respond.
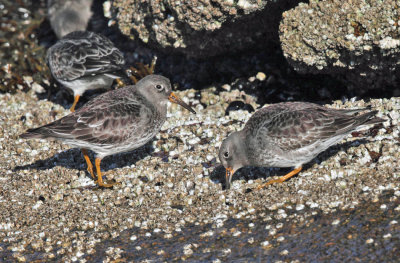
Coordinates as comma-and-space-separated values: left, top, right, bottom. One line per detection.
296, 204, 305, 211
261, 241, 270, 247
256, 72, 266, 81
383, 233, 392, 239
366, 238, 374, 244
277, 236, 285, 242
31, 83, 45, 93
233, 231, 241, 237
183, 244, 193, 255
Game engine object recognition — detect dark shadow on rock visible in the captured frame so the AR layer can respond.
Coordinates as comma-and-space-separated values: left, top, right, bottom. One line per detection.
210, 138, 371, 190
13, 140, 156, 175
209, 164, 226, 187
32, 0, 398, 111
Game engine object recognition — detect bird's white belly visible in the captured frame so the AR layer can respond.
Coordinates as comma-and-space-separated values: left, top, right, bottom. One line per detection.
58, 76, 114, 96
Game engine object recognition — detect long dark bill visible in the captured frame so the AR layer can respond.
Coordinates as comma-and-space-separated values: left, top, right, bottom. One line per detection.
168, 92, 196, 114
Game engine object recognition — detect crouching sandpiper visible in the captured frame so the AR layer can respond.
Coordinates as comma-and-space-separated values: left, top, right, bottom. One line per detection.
219, 102, 385, 189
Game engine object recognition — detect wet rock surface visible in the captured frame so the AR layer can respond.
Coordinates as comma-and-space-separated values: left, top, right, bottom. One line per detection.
280, 0, 400, 93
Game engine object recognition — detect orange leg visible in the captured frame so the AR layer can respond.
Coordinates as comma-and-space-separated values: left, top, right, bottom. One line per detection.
115, 78, 125, 87
256, 166, 303, 190
81, 149, 95, 179
95, 158, 115, 187
70, 95, 80, 112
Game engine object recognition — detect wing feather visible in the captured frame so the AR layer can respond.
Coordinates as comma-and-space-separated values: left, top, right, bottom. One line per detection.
246, 103, 375, 152
33, 88, 148, 146
47, 31, 125, 81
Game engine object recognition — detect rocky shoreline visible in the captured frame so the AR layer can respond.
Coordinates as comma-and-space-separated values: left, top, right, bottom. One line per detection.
0, 0, 399, 261
1, 85, 399, 261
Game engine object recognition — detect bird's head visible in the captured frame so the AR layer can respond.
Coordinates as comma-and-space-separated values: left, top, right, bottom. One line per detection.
137, 75, 196, 114
219, 131, 248, 189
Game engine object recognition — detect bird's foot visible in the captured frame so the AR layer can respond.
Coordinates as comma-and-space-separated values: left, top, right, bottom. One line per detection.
256, 178, 283, 189
256, 166, 303, 190
94, 157, 120, 188
95, 179, 116, 188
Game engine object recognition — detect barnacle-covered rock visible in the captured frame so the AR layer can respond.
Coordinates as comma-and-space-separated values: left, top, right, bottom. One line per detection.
111, 0, 300, 58
280, 0, 400, 92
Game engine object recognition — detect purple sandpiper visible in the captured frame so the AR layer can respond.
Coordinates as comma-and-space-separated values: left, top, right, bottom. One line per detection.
21, 75, 196, 187
47, 30, 125, 112
47, 0, 93, 39
218, 102, 385, 189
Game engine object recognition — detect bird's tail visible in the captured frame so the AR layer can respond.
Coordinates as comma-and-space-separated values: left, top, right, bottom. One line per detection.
20, 126, 52, 139
335, 106, 370, 116
356, 110, 385, 127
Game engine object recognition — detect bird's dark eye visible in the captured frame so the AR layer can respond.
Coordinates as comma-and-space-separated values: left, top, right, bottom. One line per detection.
155, 84, 164, 91
223, 151, 229, 158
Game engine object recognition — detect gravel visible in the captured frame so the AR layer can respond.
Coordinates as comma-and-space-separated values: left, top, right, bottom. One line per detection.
0, 0, 399, 261
0, 84, 399, 261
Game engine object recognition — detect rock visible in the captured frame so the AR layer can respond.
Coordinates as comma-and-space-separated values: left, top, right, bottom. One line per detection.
256, 72, 266, 81
225, 100, 255, 116
47, 0, 93, 39
31, 83, 46, 94
280, 0, 400, 93
111, 0, 300, 58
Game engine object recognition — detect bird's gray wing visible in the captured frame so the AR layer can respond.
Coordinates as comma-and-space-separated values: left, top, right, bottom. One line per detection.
37, 90, 150, 145
248, 107, 359, 152
47, 31, 125, 81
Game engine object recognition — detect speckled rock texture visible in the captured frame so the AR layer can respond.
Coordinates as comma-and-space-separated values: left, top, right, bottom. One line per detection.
280, 0, 400, 92
111, 0, 301, 58
1, 86, 399, 261
2, 0, 400, 261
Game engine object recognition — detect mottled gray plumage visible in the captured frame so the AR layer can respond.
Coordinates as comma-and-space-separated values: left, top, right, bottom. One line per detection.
47, 31, 126, 111
21, 75, 196, 187
219, 102, 385, 189
48, 0, 93, 39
